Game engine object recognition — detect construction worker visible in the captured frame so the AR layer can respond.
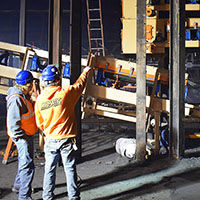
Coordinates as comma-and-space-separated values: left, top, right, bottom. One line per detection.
35, 64, 92, 200
6, 70, 38, 200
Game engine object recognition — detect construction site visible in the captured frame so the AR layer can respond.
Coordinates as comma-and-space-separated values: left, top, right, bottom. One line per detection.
1, 0, 200, 199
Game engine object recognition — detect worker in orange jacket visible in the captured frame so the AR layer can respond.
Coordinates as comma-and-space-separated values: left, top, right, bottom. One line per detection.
6, 70, 38, 200
35, 64, 91, 200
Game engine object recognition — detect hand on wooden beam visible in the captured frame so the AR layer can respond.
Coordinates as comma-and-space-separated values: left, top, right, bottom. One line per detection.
83, 66, 93, 73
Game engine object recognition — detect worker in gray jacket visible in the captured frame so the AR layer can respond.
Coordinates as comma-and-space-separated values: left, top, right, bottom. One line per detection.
6, 70, 38, 200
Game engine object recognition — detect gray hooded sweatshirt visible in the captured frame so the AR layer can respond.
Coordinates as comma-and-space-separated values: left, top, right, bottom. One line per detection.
6, 86, 31, 138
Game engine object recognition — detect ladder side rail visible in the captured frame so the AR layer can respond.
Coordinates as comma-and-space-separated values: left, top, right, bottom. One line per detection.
99, 0, 105, 56
86, 0, 92, 54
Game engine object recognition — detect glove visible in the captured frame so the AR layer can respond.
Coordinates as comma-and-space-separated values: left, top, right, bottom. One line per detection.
83, 66, 92, 73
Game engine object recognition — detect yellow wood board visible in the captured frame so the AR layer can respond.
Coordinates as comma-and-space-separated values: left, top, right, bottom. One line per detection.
186, 4, 200, 11
121, 0, 137, 19
0, 41, 88, 66
186, 41, 200, 47
145, 4, 200, 11
121, 19, 137, 54
187, 18, 200, 27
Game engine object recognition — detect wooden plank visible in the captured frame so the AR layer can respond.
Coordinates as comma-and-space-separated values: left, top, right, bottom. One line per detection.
185, 41, 200, 48
185, 4, 200, 11
85, 84, 139, 105
0, 64, 41, 79
83, 82, 193, 113
147, 4, 200, 11
83, 107, 137, 123
0, 85, 9, 95
0, 41, 87, 66
0, 64, 193, 115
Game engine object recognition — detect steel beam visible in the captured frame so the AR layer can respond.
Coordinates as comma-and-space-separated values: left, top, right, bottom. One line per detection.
70, 0, 82, 159
169, 0, 185, 158
48, 0, 63, 66
136, 0, 146, 161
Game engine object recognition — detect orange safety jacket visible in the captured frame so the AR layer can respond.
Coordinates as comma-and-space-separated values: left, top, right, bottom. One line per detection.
7, 94, 38, 137
35, 71, 88, 140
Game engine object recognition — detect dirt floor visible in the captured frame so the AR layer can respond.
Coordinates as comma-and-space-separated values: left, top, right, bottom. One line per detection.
1, 120, 200, 200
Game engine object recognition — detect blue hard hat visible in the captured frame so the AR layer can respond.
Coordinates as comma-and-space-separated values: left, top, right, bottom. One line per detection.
42, 64, 60, 81
15, 70, 33, 85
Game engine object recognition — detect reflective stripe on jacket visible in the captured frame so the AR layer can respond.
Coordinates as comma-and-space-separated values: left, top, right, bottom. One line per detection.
7, 94, 38, 137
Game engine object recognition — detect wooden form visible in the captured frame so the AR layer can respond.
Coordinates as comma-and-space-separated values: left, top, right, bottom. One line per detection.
121, 0, 200, 54
0, 41, 88, 66
0, 42, 199, 159
82, 56, 196, 157
0, 41, 89, 94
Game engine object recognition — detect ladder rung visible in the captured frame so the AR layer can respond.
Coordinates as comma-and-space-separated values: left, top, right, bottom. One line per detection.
91, 38, 102, 40
91, 47, 103, 50
89, 8, 100, 11
90, 19, 101, 21
90, 28, 101, 31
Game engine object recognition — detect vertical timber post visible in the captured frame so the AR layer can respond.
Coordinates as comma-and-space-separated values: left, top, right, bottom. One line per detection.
169, 0, 185, 158
136, 0, 146, 161
70, 0, 82, 159
48, 0, 53, 65
19, 0, 26, 66
19, 0, 26, 46
48, 0, 63, 67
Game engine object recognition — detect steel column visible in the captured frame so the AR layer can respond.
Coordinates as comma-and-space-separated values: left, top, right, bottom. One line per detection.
169, 0, 185, 158
70, 0, 82, 159
136, 0, 146, 161
48, 0, 63, 66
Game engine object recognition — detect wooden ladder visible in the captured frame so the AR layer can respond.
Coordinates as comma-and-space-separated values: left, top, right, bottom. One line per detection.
86, 0, 105, 56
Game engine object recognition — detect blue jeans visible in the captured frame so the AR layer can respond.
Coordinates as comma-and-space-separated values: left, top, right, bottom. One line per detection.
43, 138, 80, 200
12, 135, 35, 200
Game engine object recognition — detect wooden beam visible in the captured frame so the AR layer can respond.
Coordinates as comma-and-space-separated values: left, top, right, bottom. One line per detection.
48, 0, 63, 66
48, 0, 53, 64
0, 85, 9, 95
169, 0, 185, 158
136, 0, 146, 161
82, 107, 137, 123
82, 82, 193, 115
0, 65, 41, 80
0, 41, 88, 65
19, 0, 26, 46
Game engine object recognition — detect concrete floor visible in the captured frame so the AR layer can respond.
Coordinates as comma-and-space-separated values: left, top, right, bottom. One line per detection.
1, 121, 200, 200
